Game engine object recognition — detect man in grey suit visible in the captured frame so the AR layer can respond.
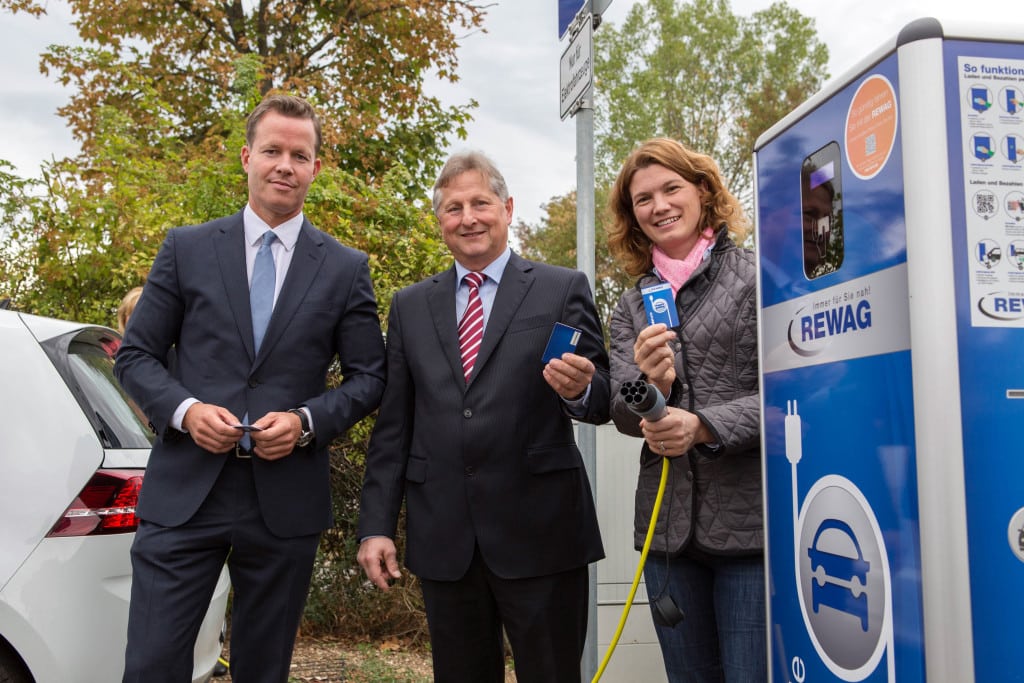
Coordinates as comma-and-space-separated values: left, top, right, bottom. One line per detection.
115, 94, 386, 683
357, 151, 609, 682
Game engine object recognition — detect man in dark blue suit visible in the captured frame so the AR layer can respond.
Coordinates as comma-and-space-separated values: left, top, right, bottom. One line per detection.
115, 94, 386, 682
357, 151, 609, 682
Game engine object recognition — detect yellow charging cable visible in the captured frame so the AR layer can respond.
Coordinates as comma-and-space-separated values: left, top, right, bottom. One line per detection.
591, 456, 670, 682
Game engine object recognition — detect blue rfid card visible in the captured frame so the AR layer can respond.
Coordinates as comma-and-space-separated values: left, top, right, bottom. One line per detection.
542, 322, 582, 363
640, 282, 680, 328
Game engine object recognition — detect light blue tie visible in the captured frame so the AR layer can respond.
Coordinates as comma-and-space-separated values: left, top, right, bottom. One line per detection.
242, 230, 276, 449
250, 230, 277, 353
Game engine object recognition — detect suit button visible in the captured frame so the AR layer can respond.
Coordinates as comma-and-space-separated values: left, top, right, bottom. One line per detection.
248, 379, 259, 388
465, 466, 475, 476
462, 409, 472, 418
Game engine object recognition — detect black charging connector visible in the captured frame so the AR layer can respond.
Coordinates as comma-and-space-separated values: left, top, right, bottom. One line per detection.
651, 592, 685, 628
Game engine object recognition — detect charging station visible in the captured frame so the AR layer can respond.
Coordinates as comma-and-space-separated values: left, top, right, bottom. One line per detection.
754, 18, 1024, 682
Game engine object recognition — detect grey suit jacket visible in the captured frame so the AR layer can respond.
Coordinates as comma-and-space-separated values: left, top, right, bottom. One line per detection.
358, 252, 608, 581
116, 211, 386, 537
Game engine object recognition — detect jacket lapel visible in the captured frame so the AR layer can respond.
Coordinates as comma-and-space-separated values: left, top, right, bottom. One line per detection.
472, 253, 532, 384
427, 266, 464, 386
212, 213, 256, 362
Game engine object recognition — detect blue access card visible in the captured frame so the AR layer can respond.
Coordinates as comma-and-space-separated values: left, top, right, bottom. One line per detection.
542, 322, 582, 362
640, 282, 679, 327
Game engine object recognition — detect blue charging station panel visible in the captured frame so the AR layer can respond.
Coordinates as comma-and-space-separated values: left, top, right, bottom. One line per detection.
755, 19, 1024, 683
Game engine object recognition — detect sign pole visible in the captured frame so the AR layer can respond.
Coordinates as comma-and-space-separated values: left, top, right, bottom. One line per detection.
561, 2, 608, 678
576, 91, 598, 682
563, 3, 598, 680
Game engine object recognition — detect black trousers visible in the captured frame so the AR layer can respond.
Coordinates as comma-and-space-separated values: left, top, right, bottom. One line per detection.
123, 455, 320, 683
420, 545, 589, 683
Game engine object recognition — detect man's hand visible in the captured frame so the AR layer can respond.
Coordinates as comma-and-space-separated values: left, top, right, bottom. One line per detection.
357, 537, 402, 591
249, 411, 303, 460
182, 403, 242, 453
543, 352, 595, 400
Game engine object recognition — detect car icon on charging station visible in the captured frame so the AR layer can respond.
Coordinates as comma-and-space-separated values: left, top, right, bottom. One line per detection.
808, 518, 871, 631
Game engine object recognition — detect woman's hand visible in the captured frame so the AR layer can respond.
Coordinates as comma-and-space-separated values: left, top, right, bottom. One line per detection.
634, 323, 676, 399
641, 407, 711, 457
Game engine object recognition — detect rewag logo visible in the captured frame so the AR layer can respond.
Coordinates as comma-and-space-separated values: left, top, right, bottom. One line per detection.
788, 299, 873, 356
978, 291, 1024, 320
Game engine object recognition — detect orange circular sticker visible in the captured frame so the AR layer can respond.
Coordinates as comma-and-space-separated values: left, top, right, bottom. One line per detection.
844, 75, 898, 180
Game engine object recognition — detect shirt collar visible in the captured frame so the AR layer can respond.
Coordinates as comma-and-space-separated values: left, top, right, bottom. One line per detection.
243, 205, 304, 251
455, 246, 512, 286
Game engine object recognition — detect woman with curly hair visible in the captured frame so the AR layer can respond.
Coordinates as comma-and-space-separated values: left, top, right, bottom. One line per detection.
607, 137, 764, 682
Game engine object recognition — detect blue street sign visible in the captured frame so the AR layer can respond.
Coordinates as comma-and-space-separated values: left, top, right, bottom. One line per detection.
558, 0, 586, 39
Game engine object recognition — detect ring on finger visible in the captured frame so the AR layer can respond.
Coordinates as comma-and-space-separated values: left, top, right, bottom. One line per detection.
659, 441, 665, 452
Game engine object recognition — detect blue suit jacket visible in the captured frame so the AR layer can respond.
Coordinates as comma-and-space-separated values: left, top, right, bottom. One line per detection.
358, 253, 608, 580
116, 211, 386, 537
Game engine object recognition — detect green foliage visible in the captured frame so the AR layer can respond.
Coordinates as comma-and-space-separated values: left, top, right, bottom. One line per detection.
304, 417, 429, 643
304, 164, 450, 318
300, 171, 447, 640
6, 0, 485, 192
1, 90, 246, 322
2, 61, 450, 326
513, 190, 631, 328
595, 0, 829, 203
0, 161, 42, 308
518, 0, 829, 319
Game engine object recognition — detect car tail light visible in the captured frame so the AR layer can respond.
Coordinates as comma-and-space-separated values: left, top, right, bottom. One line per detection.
47, 469, 144, 537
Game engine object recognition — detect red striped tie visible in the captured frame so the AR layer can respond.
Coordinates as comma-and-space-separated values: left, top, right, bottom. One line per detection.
458, 272, 485, 383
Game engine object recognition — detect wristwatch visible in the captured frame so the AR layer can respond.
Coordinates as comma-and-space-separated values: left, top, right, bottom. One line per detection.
288, 408, 314, 447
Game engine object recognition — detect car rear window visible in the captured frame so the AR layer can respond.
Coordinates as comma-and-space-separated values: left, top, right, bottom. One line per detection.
43, 328, 154, 449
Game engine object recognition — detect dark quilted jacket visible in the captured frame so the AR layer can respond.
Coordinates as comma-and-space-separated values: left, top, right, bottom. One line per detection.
609, 230, 763, 556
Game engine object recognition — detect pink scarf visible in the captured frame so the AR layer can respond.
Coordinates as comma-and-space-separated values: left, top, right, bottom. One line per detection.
651, 227, 716, 297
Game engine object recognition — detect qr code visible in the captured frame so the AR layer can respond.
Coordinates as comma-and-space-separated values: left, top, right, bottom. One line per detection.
976, 192, 996, 216
865, 134, 877, 156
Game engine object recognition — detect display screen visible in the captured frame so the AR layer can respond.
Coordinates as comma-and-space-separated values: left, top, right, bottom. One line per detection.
801, 142, 845, 279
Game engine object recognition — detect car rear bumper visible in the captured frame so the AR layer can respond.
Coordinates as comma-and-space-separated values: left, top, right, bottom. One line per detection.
0, 534, 230, 683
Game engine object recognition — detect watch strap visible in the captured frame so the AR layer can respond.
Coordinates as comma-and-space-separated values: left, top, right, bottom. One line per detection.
287, 408, 310, 434
288, 408, 313, 446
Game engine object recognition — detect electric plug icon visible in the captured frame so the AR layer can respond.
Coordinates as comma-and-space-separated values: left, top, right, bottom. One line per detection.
785, 400, 803, 465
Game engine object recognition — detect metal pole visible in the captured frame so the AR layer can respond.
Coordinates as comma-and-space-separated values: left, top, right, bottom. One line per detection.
565, 4, 599, 679
576, 89, 598, 683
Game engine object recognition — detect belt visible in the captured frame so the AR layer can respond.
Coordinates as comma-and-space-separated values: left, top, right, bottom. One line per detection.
234, 444, 254, 459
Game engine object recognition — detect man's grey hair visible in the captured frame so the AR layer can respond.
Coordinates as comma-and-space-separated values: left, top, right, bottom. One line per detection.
432, 151, 509, 214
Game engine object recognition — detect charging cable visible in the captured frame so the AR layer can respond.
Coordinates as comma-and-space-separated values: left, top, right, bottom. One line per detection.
592, 381, 672, 682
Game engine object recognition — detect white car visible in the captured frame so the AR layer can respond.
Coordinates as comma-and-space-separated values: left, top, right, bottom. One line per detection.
0, 309, 230, 683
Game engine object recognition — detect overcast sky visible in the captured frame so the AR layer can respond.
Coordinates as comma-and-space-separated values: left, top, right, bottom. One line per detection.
1, 0, 1018, 225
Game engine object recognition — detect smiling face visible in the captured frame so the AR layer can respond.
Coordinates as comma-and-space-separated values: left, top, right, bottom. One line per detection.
241, 110, 321, 227
628, 163, 706, 260
436, 169, 513, 271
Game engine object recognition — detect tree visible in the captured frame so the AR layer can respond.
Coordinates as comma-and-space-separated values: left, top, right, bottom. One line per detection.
514, 190, 633, 326
517, 0, 829, 322
595, 0, 828, 202
3, 97, 449, 325
0, 162, 41, 309
4, 0, 486, 191
0, 0, 486, 320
